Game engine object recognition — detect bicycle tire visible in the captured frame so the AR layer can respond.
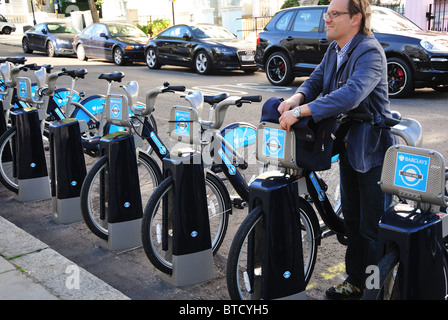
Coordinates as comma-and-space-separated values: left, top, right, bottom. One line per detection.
80, 151, 162, 240
362, 244, 448, 300
0, 126, 17, 193
141, 172, 231, 275
226, 197, 320, 300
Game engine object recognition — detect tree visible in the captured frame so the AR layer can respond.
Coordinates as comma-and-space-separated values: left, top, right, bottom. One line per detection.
87, 0, 100, 23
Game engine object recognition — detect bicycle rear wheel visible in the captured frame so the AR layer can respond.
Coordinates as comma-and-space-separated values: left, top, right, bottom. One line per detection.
80, 151, 162, 240
226, 197, 319, 300
141, 172, 231, 275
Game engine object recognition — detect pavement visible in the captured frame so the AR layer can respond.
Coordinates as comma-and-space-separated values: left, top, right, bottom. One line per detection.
0, 32, 131, 300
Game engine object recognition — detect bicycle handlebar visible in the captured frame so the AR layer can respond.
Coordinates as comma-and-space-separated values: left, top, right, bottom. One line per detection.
145, 82, 186, 115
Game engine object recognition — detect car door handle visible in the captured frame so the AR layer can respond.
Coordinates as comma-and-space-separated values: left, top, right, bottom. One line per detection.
319, 38, 329, 44
286, 36, 294, 41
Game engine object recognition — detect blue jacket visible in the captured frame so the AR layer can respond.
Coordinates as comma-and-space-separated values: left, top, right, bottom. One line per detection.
296, 32, 395, 173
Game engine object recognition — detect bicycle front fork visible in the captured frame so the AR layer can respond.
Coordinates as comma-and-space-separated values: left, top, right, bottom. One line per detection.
248, 173, 306, 300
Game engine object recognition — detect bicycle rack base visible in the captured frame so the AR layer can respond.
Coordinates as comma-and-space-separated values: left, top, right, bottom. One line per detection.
12, 108, 51, 202
249, 173, 306, 300
48, 119, 86, 224
378, 206, 447, 299
103, 219, 142, 251
161, 152, 214, 286
99, 132, 143, 250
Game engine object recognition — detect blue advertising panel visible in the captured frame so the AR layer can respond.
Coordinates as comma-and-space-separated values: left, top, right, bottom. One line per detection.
262, 127, 285, 160
393, 152, 430, 192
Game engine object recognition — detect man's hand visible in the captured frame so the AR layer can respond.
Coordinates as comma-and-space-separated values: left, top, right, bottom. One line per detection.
279, 109, 299, 132
277, 93, 305, 115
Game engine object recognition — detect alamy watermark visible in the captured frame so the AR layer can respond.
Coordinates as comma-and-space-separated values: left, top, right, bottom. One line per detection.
365, 265, 380, 289
65, 265, 80, 290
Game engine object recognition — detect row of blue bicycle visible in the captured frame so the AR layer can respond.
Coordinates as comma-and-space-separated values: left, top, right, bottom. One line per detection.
1, 55, 447, 300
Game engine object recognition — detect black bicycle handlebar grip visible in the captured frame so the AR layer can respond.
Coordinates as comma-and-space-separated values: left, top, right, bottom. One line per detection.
384, 117, 400, 127
168, 85, 186, 92
22, 63, 38, 70
241, 95, 262, 102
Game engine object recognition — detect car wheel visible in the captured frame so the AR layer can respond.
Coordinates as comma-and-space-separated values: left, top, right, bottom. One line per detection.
146, 48, 161, 69
265, 51, 294, 86
113, 47, 126, 66
194, 50, 212, 75
46, 41, 56, 57
387, 57, 414, 98
77, 44, 88, 61
22, 38, 33, 53
3, 27, 12, 35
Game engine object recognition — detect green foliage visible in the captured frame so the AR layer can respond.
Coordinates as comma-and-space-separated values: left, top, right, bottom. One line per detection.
137, 18, 171, 36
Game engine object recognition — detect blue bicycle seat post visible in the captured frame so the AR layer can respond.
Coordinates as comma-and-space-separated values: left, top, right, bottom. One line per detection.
99, 132, 143, 250
13, 107, 51, 201
161, 151, 215, 286
48, 118, 86, 224
249, 174, 306, 300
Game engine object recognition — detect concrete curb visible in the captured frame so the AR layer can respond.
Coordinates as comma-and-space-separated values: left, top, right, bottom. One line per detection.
0, 216, 130, 300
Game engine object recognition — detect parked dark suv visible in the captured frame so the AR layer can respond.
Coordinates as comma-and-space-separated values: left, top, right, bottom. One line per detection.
256, 5, 448, 98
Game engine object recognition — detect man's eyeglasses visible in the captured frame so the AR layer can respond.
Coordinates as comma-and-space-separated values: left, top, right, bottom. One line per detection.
323, 11, 350, 20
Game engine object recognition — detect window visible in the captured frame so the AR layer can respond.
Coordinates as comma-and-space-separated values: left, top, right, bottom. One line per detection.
93, 24, 108, 37
83, 24, 95, 36
275, 10, 295, 31
292, 9, 322, 32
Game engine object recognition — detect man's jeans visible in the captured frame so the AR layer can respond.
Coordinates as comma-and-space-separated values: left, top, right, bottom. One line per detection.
339, 153, 391, 289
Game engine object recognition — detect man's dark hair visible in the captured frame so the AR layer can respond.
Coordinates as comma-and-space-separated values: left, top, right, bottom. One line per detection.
348, 0, 373, 35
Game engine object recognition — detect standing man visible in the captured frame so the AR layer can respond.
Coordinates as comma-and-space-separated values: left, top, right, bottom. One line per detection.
277, 0, 394, 299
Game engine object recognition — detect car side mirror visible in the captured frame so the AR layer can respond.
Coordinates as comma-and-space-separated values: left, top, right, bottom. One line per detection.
100, 32, 108, 39
182, 33, 191, 40
42, 29, 47, 34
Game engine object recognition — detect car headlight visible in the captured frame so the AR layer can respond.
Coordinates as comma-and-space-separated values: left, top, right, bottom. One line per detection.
213, 46, 234, 55
420, 39, 448, 52
125, 44, 143, 50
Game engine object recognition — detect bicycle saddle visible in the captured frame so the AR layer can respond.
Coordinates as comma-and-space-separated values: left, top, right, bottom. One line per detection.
98, 72, 125, 82
204, 93, 229, 105
6, 57, 26, 65
64, 69, 88, 79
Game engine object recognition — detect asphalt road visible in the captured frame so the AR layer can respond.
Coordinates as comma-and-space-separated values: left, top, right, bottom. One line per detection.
1, 43, 448, 301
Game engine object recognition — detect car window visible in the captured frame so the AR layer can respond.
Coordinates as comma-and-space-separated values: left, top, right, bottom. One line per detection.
107, 24, 146, 37
93, 24, 108, 37
163, 26, 189, 38
192, 25, 235, 39
371, 8, 421, 32
47, 23, 79, 34
83, 24, 95, 36
275, 10, 295, 31
0, 15, 6, 23
292, 9, 322, 32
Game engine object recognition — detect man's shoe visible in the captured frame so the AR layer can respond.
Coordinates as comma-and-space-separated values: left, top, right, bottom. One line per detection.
325, 280, 363, 300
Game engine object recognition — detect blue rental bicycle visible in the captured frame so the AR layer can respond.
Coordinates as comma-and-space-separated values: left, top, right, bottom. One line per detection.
226, 111, 423, 300
362, 145, 448, 300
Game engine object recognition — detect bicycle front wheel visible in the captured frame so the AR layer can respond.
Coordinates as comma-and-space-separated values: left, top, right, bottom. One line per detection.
141, 172, 231, 275
0, 126, 17, 193
80, 151, 162, 240
362, 245, 448, 300
226, 198, 319, 300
